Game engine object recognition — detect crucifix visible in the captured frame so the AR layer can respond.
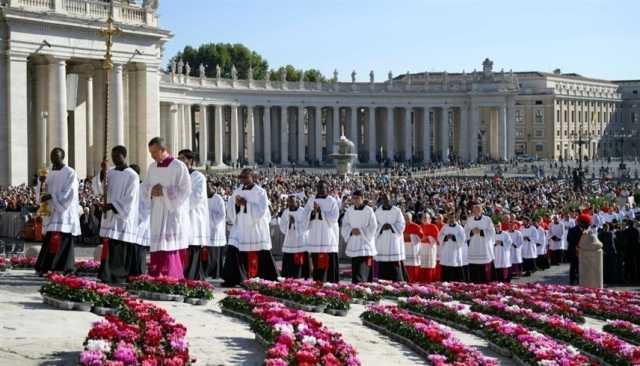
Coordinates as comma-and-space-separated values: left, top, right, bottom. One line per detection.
97, 2, 120, 208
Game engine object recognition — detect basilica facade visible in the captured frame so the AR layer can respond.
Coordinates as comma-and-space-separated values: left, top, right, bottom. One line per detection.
0, 0, 634, 185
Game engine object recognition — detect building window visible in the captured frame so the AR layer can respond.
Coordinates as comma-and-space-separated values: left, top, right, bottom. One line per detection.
578, 111, 582, 123
564, 110, 568, 122
535, 100, 543, 105
564, 130, 568, 136
535, 130, 543, 138
535, 144, 544, 152
535, 110, 544, 123
633, 113, 638, 123
556, 130, 560, 136
584, 111, 588, 122
515, 110, 523, 124
571, 111, 575, 123
556, 110, 560, 122
516, 128, 524, 138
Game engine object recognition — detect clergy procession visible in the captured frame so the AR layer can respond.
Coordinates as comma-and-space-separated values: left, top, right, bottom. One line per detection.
30, 138, 640, 289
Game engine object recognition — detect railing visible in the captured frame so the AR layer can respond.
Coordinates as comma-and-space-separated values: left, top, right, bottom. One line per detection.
7, 0, 156, 27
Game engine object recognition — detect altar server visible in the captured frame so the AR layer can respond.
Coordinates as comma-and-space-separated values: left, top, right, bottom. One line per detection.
279, 195, 310, 279
205, 182, 226, 278
464, 203, 496, 283
222, 168, 278, 287
129, 164, 148, 277
178, 149, 210, 280
302, 180, 341, 283
438, 212, 467, 282
374, 193, 406, 281
494, 222, 513, 282
520, 217, 539, 276
548, 216, 565, 265
403, 212, 423, 282
535, 220, 550, 270
508, 222, 524, 277
98, 146, 140, 284
35, 148, 81, 274
341, 190, 378, 283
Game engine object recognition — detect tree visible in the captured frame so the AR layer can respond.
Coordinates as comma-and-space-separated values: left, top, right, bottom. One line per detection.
167, 42, 326, 82
168, 43, 269, 80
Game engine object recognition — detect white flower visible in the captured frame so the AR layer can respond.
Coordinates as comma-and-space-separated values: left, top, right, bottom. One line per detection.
302, 335, 317, 345
296, 323, 308, 333
364, 288, 373, 295
274, 323, 294, 335
86, 339, 111, 353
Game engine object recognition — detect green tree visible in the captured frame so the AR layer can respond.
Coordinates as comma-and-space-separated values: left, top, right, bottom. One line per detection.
168, 43, 269, 80
269, 65, 326, 82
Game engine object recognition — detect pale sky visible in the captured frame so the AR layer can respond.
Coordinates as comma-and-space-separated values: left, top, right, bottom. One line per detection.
158, 0, 638, 81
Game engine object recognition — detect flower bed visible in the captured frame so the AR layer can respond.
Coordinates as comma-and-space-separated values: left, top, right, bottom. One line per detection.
603, 320, 640, 346
127, 275, 213, 304
243, 278, 351, 314
0, 256, 7, 271
322, 282, 382, 304
80, 298, 192, 365
471, 298, 640, 365
362, 281, 451, 301
398, 296, 592, 366
220, 289, 361, 366
361, 304, 498, 366
9, 256, 36, 269
75, 260, 100, 275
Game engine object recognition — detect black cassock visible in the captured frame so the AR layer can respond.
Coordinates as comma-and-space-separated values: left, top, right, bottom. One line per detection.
183, 245, 205, 280
281, 252, 311, 279
310, 253, 340, 283
221, 246, 278, 287
127, 244, 148, 277
204, 246, 225, 279
35, 232, 76, 274
99, 238, 130, 284
599, 230, 622, 284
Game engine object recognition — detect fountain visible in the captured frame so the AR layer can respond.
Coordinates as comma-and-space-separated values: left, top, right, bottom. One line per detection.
329, 134, 358, 175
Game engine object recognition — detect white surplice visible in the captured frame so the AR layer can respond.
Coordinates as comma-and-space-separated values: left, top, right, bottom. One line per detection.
341, 205, 378, 258
208, 194, 226, 247
188, 171, 210, 246
278, 208, 308, 253
44, 165, 81, 236
374, 206, 405, 262
548, 222, 565, 251
438, 223, 466, 267
100, 167, 139, 243
508, 229, 524, 264
464, 215, 496, 264
143, 159, 192, 252
227, 184, 272, 251
301, 195, 340, 253
494, 231, 513, 269
135, 182, 150, 247
520, 225, 538, 259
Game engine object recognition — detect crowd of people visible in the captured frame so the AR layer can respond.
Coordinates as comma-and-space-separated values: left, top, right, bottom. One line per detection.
4, 140, 640, 288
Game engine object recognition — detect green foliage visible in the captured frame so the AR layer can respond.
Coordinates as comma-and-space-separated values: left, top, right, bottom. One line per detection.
167, 43, 325, 82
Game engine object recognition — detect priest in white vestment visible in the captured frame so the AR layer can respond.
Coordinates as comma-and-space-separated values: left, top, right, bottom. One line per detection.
143, 137, 192, 279
278, 195, 310, 279
341, 190, 378, 284
35, 148, 81, 274
438, 212, 467, 282
178, 150, 210, 280
222, 168, 278, 287
129, 164, 149, 276
374, 193, 406, 281
463, 203, 496, 283
301, 180, 341, 283
98, 146, 140, 284
206, 182, 226, 278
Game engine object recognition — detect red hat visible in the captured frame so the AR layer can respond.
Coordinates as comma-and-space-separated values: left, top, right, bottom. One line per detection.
577, 213, 592, 226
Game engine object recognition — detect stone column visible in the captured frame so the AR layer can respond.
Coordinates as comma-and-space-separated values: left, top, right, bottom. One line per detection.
263, 106, 272, 164
1, 52, 29, 185
332, 107, 340, 153
230, 104, 239, 164
85, 75, 94, 172
297, 105, 305, 164
185, 104, 193, 150
349, 107, 358, 154
459, 105, 468, 162
423, 107, 432, 163
73, 74, 88, 176
403, 108, 412, 161
368, 107, 376, 163
48, 58, 68, 154
314, 107, 322, 162
281, 106, 289, 165
470, 105, 480, 162
199, 104, 208, 165
35, 64, 49, 169
214, 105, 224, 166
386, 107, 395, 160
247, 105, 255, 164
507, 97, 516, 159
499, 104, 508, 161
135, 64, 161, 174
169, 103, 179, 154
440, 107, 449, 163
112, 64, 125, 147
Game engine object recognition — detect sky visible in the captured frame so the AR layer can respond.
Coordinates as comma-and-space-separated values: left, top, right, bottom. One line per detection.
158, 0, 639, 81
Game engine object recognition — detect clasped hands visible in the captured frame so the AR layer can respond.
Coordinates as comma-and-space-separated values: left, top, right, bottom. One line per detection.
235, 195, 247, 206
151, 184, 164, 197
